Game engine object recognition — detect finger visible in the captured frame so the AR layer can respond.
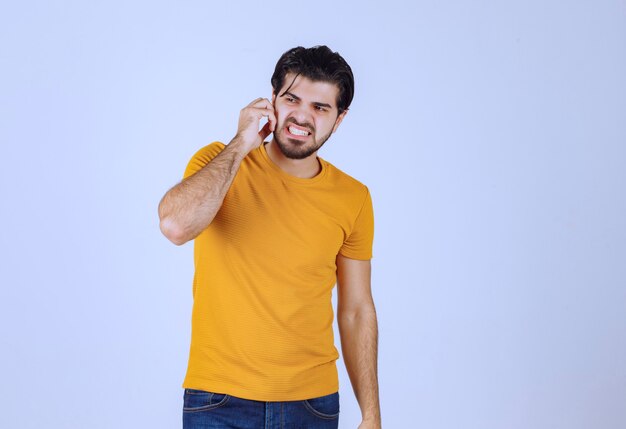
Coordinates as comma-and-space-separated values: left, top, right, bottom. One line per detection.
258, 121, 272, 140
268, 110, 276, 132
248, 107, 275, 119
250, 107, 276, 131
251, 98, 274, 110
246, 97, 264, 107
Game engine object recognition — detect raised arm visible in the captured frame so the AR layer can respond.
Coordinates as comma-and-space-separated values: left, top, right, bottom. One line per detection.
158, 97, 276, 245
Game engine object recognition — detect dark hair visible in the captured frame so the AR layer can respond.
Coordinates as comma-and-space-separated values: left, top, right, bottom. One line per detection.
271, 45, 354, 115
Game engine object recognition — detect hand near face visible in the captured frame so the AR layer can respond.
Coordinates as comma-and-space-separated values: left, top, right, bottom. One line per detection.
232, 97, 276, 154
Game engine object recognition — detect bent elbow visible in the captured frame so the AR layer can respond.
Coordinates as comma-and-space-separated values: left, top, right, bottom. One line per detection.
159, 217, 189, 246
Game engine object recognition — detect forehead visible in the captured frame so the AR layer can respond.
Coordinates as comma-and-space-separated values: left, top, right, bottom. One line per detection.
280, 73, 340, 107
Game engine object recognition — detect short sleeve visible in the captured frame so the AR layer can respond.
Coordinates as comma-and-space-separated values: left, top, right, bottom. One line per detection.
339, 187, 375, 260
183, 141, 226, 180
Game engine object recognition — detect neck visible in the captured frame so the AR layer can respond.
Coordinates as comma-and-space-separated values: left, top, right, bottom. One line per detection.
265, 140, 321, 179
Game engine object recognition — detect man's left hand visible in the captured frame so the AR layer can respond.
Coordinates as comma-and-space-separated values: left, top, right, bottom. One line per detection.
358, 419, 382, 429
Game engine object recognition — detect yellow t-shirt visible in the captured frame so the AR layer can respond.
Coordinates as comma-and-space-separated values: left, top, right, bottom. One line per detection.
181, 141, 374, 401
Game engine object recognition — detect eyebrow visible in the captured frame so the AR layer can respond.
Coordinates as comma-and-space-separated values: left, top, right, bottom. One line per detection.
282, 91, 333, 109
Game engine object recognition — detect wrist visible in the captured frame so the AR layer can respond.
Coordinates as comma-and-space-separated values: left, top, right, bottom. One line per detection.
227, 136, 253, 159
362, 413, 381, 423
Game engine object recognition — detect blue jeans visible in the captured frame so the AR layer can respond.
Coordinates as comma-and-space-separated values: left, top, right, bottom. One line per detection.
182, 388, 340, 429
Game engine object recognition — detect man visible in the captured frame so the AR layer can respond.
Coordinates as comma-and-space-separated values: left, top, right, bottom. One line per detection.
158, 45, 381, 429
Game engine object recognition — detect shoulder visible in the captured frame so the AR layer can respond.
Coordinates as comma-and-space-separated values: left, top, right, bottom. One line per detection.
189, 141, 227, 161
322, 157, 370, 199
183, 141, 227, 179
320, 158, 373, 220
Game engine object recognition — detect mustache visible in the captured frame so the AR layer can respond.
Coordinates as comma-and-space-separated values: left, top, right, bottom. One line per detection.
285, 118, 315, 134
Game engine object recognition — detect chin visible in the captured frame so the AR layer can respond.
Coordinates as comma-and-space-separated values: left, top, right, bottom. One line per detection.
276, 135, 317, 160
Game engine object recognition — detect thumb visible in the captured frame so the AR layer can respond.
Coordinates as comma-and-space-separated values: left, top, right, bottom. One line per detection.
258, 121, 272, 141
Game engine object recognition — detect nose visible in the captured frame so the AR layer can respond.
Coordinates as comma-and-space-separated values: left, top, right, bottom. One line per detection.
290, 103, 313, 127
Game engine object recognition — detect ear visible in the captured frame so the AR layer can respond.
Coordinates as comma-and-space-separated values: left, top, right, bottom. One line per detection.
332, 110, 348, 133
271, 91, 276, 105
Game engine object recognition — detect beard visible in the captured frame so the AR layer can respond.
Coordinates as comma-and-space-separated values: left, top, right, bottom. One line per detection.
272, 118, 333, 160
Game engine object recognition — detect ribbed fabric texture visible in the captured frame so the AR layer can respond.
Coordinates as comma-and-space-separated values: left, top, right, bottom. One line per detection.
181, 141, 374, 401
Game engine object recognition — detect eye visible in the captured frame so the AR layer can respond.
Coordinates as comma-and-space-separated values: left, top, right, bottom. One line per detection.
315, 106, 328, 112
286, 96, 296, 103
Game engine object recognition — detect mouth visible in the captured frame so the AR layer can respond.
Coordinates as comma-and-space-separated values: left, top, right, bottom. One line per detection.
285, 123, 312, 140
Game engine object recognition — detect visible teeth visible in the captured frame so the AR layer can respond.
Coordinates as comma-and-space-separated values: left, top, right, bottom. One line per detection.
289, 126, 309, 136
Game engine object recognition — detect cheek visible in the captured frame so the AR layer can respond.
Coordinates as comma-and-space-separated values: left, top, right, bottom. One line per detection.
318, 118, 335, 134
275, 108, 289, 125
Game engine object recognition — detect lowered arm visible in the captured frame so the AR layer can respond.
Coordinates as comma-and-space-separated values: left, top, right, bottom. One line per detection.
336, 253, 381, 428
